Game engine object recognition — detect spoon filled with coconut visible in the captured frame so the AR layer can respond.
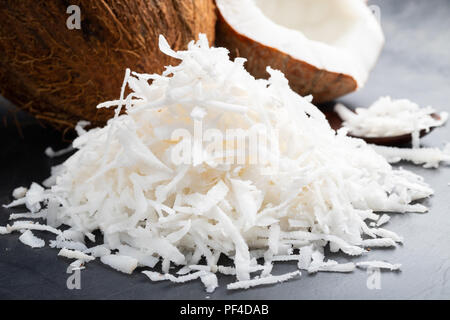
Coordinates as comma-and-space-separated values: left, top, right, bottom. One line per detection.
325, 96, 448, 147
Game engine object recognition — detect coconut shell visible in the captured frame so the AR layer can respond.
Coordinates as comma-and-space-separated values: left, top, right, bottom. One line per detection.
215, 10, 357, 104
0, 0, 216, 131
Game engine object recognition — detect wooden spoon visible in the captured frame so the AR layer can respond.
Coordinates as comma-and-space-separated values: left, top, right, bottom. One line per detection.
323, 109, 442, 146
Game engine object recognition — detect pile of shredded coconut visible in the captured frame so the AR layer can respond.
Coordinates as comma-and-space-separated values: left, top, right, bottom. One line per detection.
1, 35, 436, 292
335, 97, 448, 148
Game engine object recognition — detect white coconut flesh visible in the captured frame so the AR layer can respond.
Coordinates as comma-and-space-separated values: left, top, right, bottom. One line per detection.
217, 0, 384, 87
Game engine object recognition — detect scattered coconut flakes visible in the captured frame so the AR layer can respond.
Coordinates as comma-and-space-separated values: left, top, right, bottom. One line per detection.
24, 183, 45, 213
376, 214, 390, 227
4, 199, 26, 208
271, 254, 302, 262
176, 266, 192, 275
18, 230, 45, 248
75, 120, 91, 136
4, 182, 45, 213
356, 261, 401, 271
100, 254, 138, 274
227, 271, 301, 290
7, 221, 61, 235
45, 146, 74, 158
0, 226, 9, 235
59, 229, 85, 243
9, 212, 47, 220
372, 145, 450, 168
322, 262, 356, 273
370, 228, 403, 243
260, 262, 273, 278
297, 245, 313, 270
42, 166, 65, 188
335, 97, 448, 147
50, 239, 87, 252
312, 261, 356, 273
143, 270, 207, 283
189, 264, 213, 272
1, 34, 438, 292
362, 238, 397, 248
217, 266, 236, 275
306, 249, 325, 273
200, 272, 219, 293
117, 245, 159, 268
58, 248, 95, 262
83, 245, 111, 258
12, 187, 28, 199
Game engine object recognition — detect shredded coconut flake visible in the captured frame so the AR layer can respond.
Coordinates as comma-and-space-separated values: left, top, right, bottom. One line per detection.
19, 230, 45, 248
200, 272, 219, 293
9, 212, 47, 220
312, 261, 356, 273
143, 270, 207, 283
7, 221, 62, 235
376, 214, 390, 227
50, 239, 87, 252
227, 271, 301, 290
83, 245, 111, 258
362, 238, 397, 248
45, 146, 74, 158
58, 248, 95, 262
372, 145, 450, 168
100, 254, 138, 274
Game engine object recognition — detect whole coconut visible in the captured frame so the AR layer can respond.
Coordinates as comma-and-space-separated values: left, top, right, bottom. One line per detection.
0, 0, 216, 130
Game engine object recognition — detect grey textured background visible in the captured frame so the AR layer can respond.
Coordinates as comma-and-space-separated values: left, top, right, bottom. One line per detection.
0, 0, 450, 299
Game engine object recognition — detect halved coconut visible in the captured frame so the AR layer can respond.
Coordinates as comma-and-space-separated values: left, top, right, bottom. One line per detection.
216, 0, 384, 103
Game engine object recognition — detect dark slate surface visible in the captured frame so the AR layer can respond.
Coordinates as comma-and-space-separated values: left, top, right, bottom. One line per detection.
1, 0, 450, 299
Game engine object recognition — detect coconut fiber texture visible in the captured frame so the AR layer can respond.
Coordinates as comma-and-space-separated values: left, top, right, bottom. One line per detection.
0, 0, 216, 131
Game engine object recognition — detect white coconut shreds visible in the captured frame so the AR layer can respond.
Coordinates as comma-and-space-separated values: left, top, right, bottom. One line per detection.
12, 187, 27, 199
45, 146, 74, 158
4, 182, 45, 213
376, 214, 390, 227
83, 245, 111, 258
335, 97, 448, 148
0, 227, 8, 235
18, 230, 45, 248
9, 212, 47, 220
200, 272, 219, 293
6, 221, 61, 235
371, 145, 450, 168
58, 248, 95, 262
227, 271, 301, 290
50, 239, 87, 252
0, 34, 438, 292
100, 254, 138, 274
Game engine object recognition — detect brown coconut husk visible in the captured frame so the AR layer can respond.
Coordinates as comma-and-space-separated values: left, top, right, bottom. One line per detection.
215, 10, 357, 105
0, 0, 216, 131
